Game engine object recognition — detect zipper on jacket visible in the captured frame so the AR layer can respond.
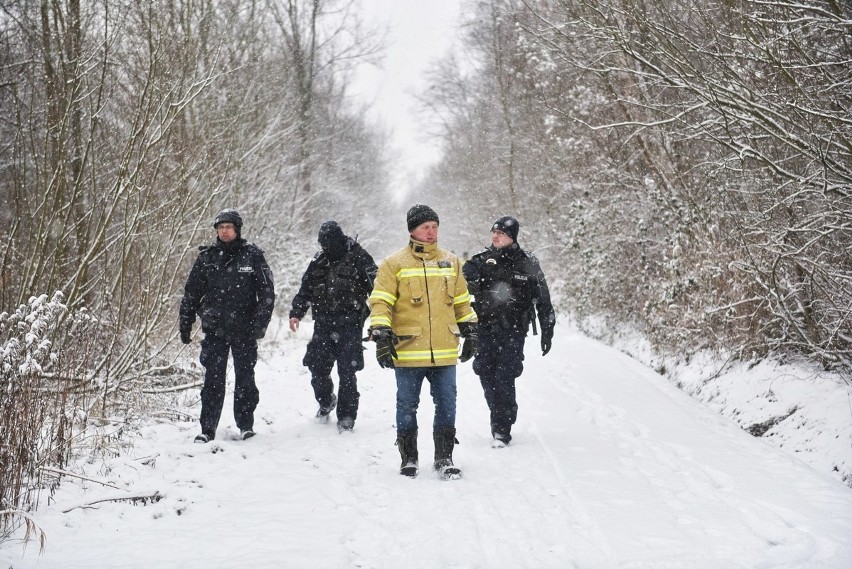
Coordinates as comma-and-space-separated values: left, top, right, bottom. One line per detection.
421, 258, 435, 364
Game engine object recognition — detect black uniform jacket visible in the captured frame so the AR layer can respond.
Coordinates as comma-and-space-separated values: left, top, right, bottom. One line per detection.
289, 238, 377, 326
180, 238, 275, 340
463, 243, 555, 334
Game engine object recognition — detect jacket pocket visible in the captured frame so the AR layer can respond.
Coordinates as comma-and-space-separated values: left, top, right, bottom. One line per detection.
200, 306, 221, 333
395, 326, 422, 340
444, 277, 454, 305
408, 278, 424, 304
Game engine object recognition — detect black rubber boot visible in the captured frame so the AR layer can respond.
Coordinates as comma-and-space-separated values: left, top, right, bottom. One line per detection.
433, 427, 462, 479
315, 393, 337, 423
396, 430, 419, 477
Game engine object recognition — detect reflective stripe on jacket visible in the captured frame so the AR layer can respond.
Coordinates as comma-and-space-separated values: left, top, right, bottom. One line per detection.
369, 239, 477, 367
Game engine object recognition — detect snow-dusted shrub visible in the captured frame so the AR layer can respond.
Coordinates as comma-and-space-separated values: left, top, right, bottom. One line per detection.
0, 292, 83, 540
422, 0, 852, 377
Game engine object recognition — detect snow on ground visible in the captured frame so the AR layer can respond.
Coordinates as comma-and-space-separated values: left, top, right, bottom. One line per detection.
610, 330, 852, 487
2, 322, 851, 569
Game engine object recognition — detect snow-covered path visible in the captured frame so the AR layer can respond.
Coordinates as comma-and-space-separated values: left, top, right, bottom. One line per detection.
2, 326, 851, 568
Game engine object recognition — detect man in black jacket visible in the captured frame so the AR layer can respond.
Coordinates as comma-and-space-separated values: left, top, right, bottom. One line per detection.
179, 209, 275, 443
462, 216, 555, 447
289, 221, 377, 433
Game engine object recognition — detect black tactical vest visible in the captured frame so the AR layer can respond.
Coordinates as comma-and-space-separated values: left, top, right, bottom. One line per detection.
309, 251, 365, 315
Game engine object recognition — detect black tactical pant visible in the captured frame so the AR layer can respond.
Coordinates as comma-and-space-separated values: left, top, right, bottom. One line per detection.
199, 335, 259, 437
473, 327, 526, 440
304, 321, 363, 420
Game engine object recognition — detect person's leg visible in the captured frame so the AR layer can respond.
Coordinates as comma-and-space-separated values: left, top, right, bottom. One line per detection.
395, 367, 425, 433
395, 367, 425, 475
305, 326, 337, 412
490, 333, 526, 443
231, 337, 259, 432
335, 325, 363, 422
198, 336, 230, 439
428, 365, 460, 475
427, 365, 457, 430
473, 331, 499, 428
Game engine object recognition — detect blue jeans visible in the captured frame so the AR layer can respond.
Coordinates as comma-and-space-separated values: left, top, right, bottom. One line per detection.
395, 366, 457, 433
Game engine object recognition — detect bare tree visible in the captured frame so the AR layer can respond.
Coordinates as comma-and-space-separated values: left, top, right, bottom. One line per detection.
417, 0, 851, 372
0, 0, 388, 539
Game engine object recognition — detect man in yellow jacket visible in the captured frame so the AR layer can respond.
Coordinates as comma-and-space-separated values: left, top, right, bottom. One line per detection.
369, 204, 478, 479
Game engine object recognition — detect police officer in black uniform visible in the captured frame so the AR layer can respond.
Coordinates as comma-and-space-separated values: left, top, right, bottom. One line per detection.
179, 209, 276, 443
463, 216, 555, 447
289, 221, 377, 433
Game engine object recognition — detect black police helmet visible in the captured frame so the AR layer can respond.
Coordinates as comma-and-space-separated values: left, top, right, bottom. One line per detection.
213, 209, 243, 230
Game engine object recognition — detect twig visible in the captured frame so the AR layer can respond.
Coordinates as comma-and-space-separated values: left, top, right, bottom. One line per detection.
62, 491, 163, 513
40, 466, 123, 490
133, 453, 160, 463
142, 380, 203, 393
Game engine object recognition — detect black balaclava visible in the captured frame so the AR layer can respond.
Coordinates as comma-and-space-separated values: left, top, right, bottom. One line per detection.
318, 220, 348, 261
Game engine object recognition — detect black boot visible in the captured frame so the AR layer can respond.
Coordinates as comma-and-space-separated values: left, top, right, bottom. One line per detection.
433, 427, 462, 479
491, 422, 512, 447
396, 430, 418, 477
315, 393, 337, 423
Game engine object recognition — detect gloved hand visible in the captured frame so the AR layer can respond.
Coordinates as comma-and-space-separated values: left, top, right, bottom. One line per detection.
458, 321, 478, 363
541, 325, 554, 356
180, 328, 192, 345
371, 326, 398, 369
459, 333, 477, 363
253, 326, 267, 340
458, 322, 477, 338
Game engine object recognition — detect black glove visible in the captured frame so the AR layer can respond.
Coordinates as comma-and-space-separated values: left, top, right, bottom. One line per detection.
457, 321, 478, 363
371, 326, 398, 369
541, 325, 553, 356
254, 327, 267, 340
459, 333, 477, 363
180, 328, 192, 345
458, 322, 477, 338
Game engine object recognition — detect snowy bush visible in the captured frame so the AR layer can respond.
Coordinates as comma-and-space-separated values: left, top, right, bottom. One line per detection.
1, 292, 74, 540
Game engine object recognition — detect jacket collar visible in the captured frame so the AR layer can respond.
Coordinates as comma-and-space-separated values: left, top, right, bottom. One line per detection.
409, 238, 438, 260
488, 242, 523, 260
214, 237, 246, 255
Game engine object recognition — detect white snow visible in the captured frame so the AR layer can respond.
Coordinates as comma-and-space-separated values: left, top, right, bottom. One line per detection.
2, 322, 851, 569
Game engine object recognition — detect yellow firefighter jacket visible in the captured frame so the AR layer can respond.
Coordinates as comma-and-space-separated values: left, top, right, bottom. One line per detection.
369, 239, 477, 367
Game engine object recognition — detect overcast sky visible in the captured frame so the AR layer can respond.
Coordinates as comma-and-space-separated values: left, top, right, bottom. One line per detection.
350, 0, 463, 200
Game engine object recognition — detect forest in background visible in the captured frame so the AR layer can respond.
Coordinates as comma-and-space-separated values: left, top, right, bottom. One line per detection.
2, 0, 850, 540
424, 0, 850, 375
0, 0, 389, 538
